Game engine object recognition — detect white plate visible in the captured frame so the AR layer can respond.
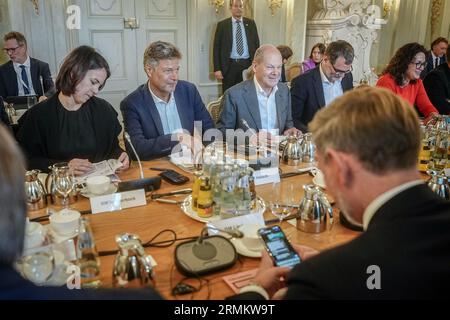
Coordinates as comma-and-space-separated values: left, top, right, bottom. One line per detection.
80, 184, 117, 198
230, 238, 263, 258
180, 195, 266, 223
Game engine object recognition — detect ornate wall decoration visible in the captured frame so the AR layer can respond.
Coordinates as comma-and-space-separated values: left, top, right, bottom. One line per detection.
430, 0, 443, 39
307, 0, 387, 83
31, 0, 39, 15
268, 0, 283, 16
210, 0, 225, 14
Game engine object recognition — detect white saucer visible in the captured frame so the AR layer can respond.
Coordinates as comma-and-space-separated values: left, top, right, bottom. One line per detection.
230, 238, 263, 258
80, 184, 117, 198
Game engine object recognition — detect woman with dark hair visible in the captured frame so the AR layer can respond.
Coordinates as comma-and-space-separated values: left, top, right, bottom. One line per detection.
376, 42, 438, 119
302, 43, 326, 73
18, 46, 129, 174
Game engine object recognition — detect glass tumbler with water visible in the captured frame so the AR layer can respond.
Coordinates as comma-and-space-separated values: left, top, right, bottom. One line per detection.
76, 217, 101, 288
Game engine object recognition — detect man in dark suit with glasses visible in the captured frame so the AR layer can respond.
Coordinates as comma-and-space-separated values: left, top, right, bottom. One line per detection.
290, 40, 354, 132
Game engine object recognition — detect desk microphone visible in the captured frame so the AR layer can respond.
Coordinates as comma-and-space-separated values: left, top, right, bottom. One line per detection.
39, 76, 45, 96
117, 132, 161, 192
240, 119, 255, 135
124, 132, 144, 179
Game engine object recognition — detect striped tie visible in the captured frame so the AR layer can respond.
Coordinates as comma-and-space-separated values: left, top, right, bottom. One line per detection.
236, 20, 244, 56
20, 65, 30, 95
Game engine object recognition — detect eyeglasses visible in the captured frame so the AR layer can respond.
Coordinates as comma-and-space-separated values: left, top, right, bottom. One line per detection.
330, 63, 353, 76
411, 61, 427, 69
3, 45, 23, 54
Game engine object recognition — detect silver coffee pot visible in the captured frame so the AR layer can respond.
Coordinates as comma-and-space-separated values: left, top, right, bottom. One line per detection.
300, 133, 315, 163
281, 133, 303, 166
297, 184, 333, 233
46, 162, 78, 205
427, 170, 450, 200
112, 233, 155, 288
25, 170, 47, 211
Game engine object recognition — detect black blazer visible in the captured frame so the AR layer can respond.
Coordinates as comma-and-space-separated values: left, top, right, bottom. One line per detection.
421, 54, 447, 79
0, 58, 55, 98
233, 184, 450, 299
290, 66, 353, 132
213, 17, 260, 75
0, 265, 162, 300
423, 63, 450, 114
0, 96, 9, 126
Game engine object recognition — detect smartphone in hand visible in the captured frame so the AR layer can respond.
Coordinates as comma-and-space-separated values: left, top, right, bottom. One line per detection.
258, 225, 301, 268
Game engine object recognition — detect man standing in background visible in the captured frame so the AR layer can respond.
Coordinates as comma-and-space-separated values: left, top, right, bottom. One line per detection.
213, 0, 260, 94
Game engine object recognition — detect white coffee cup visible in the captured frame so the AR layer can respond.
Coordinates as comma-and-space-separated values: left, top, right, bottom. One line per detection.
24, 222, 46, 249
240, 224, 264, 251
49, 209, 80, 236
86, 175, 111, 195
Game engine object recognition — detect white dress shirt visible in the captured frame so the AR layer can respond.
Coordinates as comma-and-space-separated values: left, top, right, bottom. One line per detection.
13, 56, 36, 96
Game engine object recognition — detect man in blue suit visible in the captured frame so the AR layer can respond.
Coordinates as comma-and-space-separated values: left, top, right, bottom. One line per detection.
0, 31, 54, 100
421, 37, 448, 79
290, 40, 354, 132
121, 41, 214, 160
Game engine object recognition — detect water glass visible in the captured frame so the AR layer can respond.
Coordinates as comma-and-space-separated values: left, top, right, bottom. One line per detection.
269, 182, 296, 223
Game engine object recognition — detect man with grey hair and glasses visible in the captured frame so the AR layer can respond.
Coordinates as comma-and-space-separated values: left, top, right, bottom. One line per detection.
121, 41, 214, 160
291, 40, 354, 132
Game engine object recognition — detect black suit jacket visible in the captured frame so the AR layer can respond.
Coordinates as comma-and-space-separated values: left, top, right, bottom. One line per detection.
421, 54, 447, 79
290, 66, 353, 132
0, 265, 162, 300
423, 63, 450, 114
213, 17, 260, 75
0, 96, 9, 126
234, 184, 450, 299
0, 58, 55, 98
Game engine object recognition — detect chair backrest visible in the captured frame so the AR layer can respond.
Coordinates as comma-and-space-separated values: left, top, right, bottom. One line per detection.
286, 63, 302, 82
207, 96, 223, 123
242, 66, 254, 81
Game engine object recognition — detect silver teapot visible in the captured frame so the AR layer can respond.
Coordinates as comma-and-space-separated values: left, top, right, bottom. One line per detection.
300, 133, 315, 163
112, 233, 155, 288
25, 170, 47, 211
281, 133, 303, 166
297, 184, 333, 233
427, 170, 450, 200
46, 162, 78, 205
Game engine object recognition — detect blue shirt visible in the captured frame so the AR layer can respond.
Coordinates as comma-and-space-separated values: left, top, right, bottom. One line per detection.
319, 64, 344, 106
230, 17, 250, 59
254, 77, 278, 133
149, 87, 183, 135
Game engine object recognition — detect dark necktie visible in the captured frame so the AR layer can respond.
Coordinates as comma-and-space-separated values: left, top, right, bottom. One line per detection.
435, 57, 439, 69
20, 65, 30, 95
236, 20, 244, 56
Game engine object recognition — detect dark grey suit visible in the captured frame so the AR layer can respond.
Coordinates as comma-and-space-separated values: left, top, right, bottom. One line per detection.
217, 79, 293, 140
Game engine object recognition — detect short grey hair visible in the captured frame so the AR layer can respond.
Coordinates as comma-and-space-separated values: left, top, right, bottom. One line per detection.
325, 40, 354, 65
0, 124, 27, 265
143, 41, 182, 69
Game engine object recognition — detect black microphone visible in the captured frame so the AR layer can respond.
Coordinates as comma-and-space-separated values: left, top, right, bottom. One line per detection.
117, 132, 161, 192
240, 118, 256, 135
39, 76, 45, 96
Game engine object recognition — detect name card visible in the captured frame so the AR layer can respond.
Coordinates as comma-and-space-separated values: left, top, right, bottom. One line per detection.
90, 189, 147, 214
253, 167, 280, 186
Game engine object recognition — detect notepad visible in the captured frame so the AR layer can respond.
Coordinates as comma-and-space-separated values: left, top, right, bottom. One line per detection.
223, 269, 258, 294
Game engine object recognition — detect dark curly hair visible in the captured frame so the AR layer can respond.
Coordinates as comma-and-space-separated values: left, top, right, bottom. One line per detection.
382, 42, 428, 86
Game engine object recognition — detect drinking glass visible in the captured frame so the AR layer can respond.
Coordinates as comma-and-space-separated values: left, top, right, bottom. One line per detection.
20, 248, 55, 285
27, 95, 37, 109
54, 167, 75, 208
269, 181, 296, 223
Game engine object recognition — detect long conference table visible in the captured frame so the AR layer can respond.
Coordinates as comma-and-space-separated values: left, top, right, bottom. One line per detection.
28, 158, 360, 300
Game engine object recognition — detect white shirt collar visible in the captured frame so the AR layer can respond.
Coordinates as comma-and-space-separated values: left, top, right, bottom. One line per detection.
253, 76, 278, 98
232, 17, 242, 23
362, 180, 424, 231
319, 62, 341, 85
148, 84, 173, 104
13, 55, 30, 69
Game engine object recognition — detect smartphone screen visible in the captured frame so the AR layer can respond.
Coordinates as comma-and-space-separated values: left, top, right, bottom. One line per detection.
258, 225, 301, 268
